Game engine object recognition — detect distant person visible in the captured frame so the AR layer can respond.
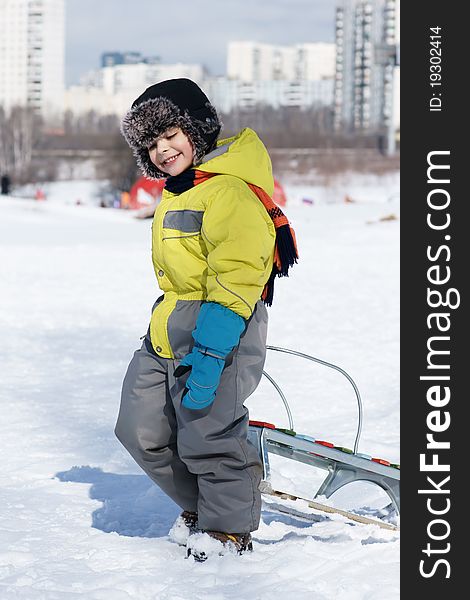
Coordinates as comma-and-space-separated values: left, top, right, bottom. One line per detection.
115, 78, 298, 561
1, 174, 11, 195
120, 191, 130, 209
35, 187, 46, 201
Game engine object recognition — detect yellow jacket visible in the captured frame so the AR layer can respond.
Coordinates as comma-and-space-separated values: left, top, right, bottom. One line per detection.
149, 128, 276, 358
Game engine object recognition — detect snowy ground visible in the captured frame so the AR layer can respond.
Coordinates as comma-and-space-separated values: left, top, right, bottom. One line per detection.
0, 174, 399, 600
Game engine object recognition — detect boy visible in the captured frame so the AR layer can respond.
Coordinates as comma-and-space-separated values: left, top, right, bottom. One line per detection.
116, 78, 297, 561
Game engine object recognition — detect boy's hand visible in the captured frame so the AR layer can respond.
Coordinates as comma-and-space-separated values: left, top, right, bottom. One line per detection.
173, 302, 246, 410
174, 344, 225, 410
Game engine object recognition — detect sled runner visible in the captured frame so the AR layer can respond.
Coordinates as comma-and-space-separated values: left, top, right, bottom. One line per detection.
249, 346, 400, 530
261, 487, 399, 531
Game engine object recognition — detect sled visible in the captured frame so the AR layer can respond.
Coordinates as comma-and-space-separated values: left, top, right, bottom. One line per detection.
249, 346, 400, 531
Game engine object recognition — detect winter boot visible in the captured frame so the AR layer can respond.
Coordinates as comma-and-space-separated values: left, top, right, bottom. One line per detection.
186, 530, 253, 562
168, 511, 198, 546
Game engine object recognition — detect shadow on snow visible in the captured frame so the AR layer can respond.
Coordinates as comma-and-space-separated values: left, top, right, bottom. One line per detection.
55, 466, 181, 538
55, 466, 394, 545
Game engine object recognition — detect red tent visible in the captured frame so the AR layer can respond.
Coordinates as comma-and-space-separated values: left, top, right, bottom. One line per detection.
273, 178, 287, 207
129, 177, 166, 210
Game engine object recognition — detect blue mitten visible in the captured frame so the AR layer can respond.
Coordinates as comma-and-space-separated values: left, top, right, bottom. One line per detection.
174, 302, 246, 410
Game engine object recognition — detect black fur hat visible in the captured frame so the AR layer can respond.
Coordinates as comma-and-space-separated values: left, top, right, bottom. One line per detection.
121, 78, 222, 179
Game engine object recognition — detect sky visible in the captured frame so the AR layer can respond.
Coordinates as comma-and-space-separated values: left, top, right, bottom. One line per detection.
65, 0, 336, 85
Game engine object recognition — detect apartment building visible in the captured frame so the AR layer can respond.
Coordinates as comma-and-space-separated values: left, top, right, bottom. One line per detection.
227, 41, 335, 82
333, 0, 399, 133
0, 0, 65, 123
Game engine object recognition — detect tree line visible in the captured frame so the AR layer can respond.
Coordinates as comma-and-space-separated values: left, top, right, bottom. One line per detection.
1, 104, 394, 188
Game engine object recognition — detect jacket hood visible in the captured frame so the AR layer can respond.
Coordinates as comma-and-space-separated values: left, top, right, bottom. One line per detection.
197, 128, 274, 197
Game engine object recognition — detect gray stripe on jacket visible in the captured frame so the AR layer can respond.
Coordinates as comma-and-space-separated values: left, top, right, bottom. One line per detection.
163, 210, 204, 232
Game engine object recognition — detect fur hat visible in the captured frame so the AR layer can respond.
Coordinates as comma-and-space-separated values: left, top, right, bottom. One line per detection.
121, 78, 222, 179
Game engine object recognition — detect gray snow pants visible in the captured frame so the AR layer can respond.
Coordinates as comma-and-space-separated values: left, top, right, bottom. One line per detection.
115, 300, 267, 533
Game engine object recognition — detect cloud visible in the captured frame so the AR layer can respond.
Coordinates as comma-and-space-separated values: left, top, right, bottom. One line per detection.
65, 0, 336, 85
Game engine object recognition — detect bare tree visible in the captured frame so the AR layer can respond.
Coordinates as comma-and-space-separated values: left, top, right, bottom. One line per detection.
96, 131, 139, 192
0, 106, 8, 176
0, 105, 42, 182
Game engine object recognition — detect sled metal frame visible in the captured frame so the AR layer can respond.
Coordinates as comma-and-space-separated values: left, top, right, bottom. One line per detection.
264, 345, 363, 454
248, 425, 400, 514
250, 346, 400, 515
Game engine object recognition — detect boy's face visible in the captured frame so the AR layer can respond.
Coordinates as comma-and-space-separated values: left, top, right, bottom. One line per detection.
148, 127, 194, 176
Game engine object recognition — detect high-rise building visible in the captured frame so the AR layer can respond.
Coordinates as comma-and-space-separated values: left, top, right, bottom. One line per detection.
0, 0, 65, 123
333, 0, 399, 134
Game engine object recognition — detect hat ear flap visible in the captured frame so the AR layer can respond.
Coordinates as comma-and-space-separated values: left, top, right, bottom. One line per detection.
120, 97, 183, 180
135, 147, 167, 180
179, 103, 222, 165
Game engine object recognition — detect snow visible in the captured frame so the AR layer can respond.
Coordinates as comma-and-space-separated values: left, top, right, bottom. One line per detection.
0, 174, 399, 599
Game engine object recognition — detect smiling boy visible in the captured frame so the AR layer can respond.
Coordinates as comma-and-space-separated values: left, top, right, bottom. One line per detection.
147, 126, 194, 176
116, 78, 297, 561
